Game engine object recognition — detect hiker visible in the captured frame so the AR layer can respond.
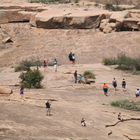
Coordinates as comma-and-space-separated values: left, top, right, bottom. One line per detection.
135, 89, 140, 97
72, 53, 76, 64
102, 83, 109, 96
20, 87, 24, 99
112, 78, 117, 91
81, 118, 86, 127
74, 70, 78, 83
122, 79, 126, 90
53, 58, 58, 72
68, 52, 73, 62
45, 100, 51, 116
43, 59, 48, 71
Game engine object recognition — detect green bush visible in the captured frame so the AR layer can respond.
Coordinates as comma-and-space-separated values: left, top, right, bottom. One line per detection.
83, 71, 95, 79
15, 59, 42, 72
19, 69, 44, 88
105, 3, 125, 11
103, 54, 140, 73
111, 100, 140, 112
103, 58, 118, 65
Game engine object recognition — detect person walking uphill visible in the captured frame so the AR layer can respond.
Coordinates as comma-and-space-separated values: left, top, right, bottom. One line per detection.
102, 83, 109, 96
74, 70, 78, 83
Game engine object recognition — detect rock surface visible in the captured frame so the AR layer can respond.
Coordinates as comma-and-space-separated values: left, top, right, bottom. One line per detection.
0, 86, 12, 95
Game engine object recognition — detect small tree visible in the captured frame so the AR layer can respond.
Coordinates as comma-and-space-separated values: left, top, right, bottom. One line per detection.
19, 69, 44, 88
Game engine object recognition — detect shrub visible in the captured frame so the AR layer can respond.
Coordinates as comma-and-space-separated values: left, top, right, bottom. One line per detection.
19, 69, 44, 88
15, 59, 42, 72
83, 70, 95, 79
103, 57, 118, 65
74, 0, 79, 3
105, 3, 125, 11
111, 100, 140, 112
103, 54, 140, 73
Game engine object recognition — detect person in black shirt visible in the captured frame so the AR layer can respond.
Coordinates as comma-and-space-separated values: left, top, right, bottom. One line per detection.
45, 100, 51, 116
74, 70, 78, 83
122, 79, 126, 91
112, 78, 117, 91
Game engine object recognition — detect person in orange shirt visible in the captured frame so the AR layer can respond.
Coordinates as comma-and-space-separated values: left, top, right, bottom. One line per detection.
103, 83, 109, 96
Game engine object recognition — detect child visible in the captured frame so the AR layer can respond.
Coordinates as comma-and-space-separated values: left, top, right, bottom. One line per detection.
20, 87, 24, 99
81, 118, 86, 127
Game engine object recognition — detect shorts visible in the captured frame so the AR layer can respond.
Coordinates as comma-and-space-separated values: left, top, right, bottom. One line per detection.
122, 84, 126, 88
103, 88, 108, 93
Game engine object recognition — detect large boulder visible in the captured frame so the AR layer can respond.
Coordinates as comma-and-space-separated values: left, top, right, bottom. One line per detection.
122, 18, 140, 31
0, 9, 31, 24
110, 11, 129, 22
0, 86, 13, 95
103, 25, 113, 33
30, 9, 110, 29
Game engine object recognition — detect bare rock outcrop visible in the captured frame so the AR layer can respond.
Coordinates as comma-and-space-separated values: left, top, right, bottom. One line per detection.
30, 9, 110, 29
0, 4, 46, 24
99, 10, 140, 33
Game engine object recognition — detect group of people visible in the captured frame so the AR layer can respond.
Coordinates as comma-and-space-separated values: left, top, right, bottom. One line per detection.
43, 58, 58, 72
68, 52, 76, 64
102, 78, 126, 96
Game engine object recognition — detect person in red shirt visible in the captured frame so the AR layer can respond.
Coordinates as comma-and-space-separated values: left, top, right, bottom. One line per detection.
102, 83, 109, 96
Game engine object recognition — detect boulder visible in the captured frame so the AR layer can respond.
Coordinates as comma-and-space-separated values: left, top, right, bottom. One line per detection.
103, 25, 113, 33
122, 18, 140, 31
0, 86, 13, 95
99, 19, 109, 31
2, 36, 13, 43
30, 9, 110, 29
110, 11, 129, 22
0, 9, 25, 24
0, 28, 13, 43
